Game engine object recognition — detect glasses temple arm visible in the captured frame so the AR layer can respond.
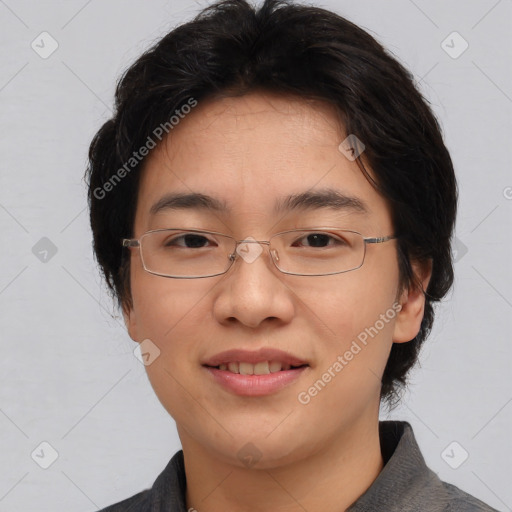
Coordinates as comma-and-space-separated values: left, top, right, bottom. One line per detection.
122, 238, 140, 248
364, 235, 397, 244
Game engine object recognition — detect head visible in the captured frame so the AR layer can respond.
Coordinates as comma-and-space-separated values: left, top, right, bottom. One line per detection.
85, 0, 456, 467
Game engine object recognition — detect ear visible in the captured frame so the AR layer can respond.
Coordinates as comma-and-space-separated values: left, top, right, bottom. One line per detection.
122, 302, 139, 343
392, 259, 432, 344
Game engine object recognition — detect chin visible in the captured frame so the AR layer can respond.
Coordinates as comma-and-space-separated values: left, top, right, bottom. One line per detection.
198, 428, 312, 470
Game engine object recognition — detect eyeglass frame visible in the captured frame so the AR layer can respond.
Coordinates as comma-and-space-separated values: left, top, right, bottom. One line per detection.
122, 227, 397, 279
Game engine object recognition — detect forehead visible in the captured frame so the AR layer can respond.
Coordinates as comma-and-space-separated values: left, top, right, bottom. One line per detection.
133, 92, 392, 232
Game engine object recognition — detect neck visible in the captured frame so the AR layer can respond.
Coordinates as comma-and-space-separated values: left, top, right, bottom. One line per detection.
181, 416, 384, 512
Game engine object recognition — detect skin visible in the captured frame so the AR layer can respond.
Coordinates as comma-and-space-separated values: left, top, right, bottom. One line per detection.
124, 92, 431, 512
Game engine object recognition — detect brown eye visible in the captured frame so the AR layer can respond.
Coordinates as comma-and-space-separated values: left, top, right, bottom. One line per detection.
292, 232, 348, 248
163, 233, 214, 249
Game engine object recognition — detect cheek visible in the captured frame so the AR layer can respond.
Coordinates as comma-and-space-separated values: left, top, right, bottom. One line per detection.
295, 306, 397, 436
129, 271, 212, 419
295, 254, 400, 405
129, 267, 216, 368
131, 266, 197, 332
290, 253, 399, 340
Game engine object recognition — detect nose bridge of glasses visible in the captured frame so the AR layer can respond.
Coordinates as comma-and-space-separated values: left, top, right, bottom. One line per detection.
235, 238, 271, 246
228, 237, 280, 267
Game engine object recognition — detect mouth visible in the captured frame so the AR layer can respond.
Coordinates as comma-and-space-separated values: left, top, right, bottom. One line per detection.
204, 361, 308, 374
201, 348, 310, 396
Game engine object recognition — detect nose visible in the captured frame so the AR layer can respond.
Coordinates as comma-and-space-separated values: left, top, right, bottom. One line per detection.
212, 238, 295, 329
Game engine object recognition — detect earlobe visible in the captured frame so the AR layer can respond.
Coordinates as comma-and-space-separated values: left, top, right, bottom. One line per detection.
392, 259, 432, 344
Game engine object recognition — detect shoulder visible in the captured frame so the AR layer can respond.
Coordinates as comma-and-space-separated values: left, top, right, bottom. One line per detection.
439, 481, 499, 511
349, 421, 499, 512
97, 489, 150, 512
95, 450, 187, 511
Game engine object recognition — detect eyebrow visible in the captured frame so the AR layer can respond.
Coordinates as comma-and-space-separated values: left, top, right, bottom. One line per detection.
275, 188, 368, 215
150, 192, 230, 216
149, 188, 368, 217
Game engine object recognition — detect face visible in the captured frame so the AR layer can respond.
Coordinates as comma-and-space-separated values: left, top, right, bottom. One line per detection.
124, 92, 424, 469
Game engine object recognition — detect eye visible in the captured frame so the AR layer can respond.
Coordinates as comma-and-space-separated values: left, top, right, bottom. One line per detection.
163, 232, 216, 249
292, 232, 348, 248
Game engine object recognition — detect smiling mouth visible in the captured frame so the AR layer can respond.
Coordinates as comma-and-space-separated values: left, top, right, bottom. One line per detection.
204, 361, 309, 375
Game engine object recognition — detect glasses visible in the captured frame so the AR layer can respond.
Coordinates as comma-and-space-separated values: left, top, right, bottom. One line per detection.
122, 227, 396, 279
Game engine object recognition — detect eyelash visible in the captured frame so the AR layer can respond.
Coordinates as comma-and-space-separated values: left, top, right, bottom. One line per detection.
164, 232, 347, 249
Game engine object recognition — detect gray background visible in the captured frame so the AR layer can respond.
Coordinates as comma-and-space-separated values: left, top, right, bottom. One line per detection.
0, 0, 511, 510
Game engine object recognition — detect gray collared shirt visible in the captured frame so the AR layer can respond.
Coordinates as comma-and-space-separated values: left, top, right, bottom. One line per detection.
98, 421, 497, 511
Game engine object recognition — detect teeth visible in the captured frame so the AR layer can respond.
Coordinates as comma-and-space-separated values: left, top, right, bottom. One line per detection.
269, 361, 282, 373
228, 362, 239, 374
239, 362, 254, 375
216, 361, 300, 374
253, 361, 270, 375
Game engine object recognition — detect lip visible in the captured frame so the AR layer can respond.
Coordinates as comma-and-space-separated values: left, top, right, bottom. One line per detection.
201, 348, 308, 367
204, 366, 309, 396
201, 348, 309, 397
